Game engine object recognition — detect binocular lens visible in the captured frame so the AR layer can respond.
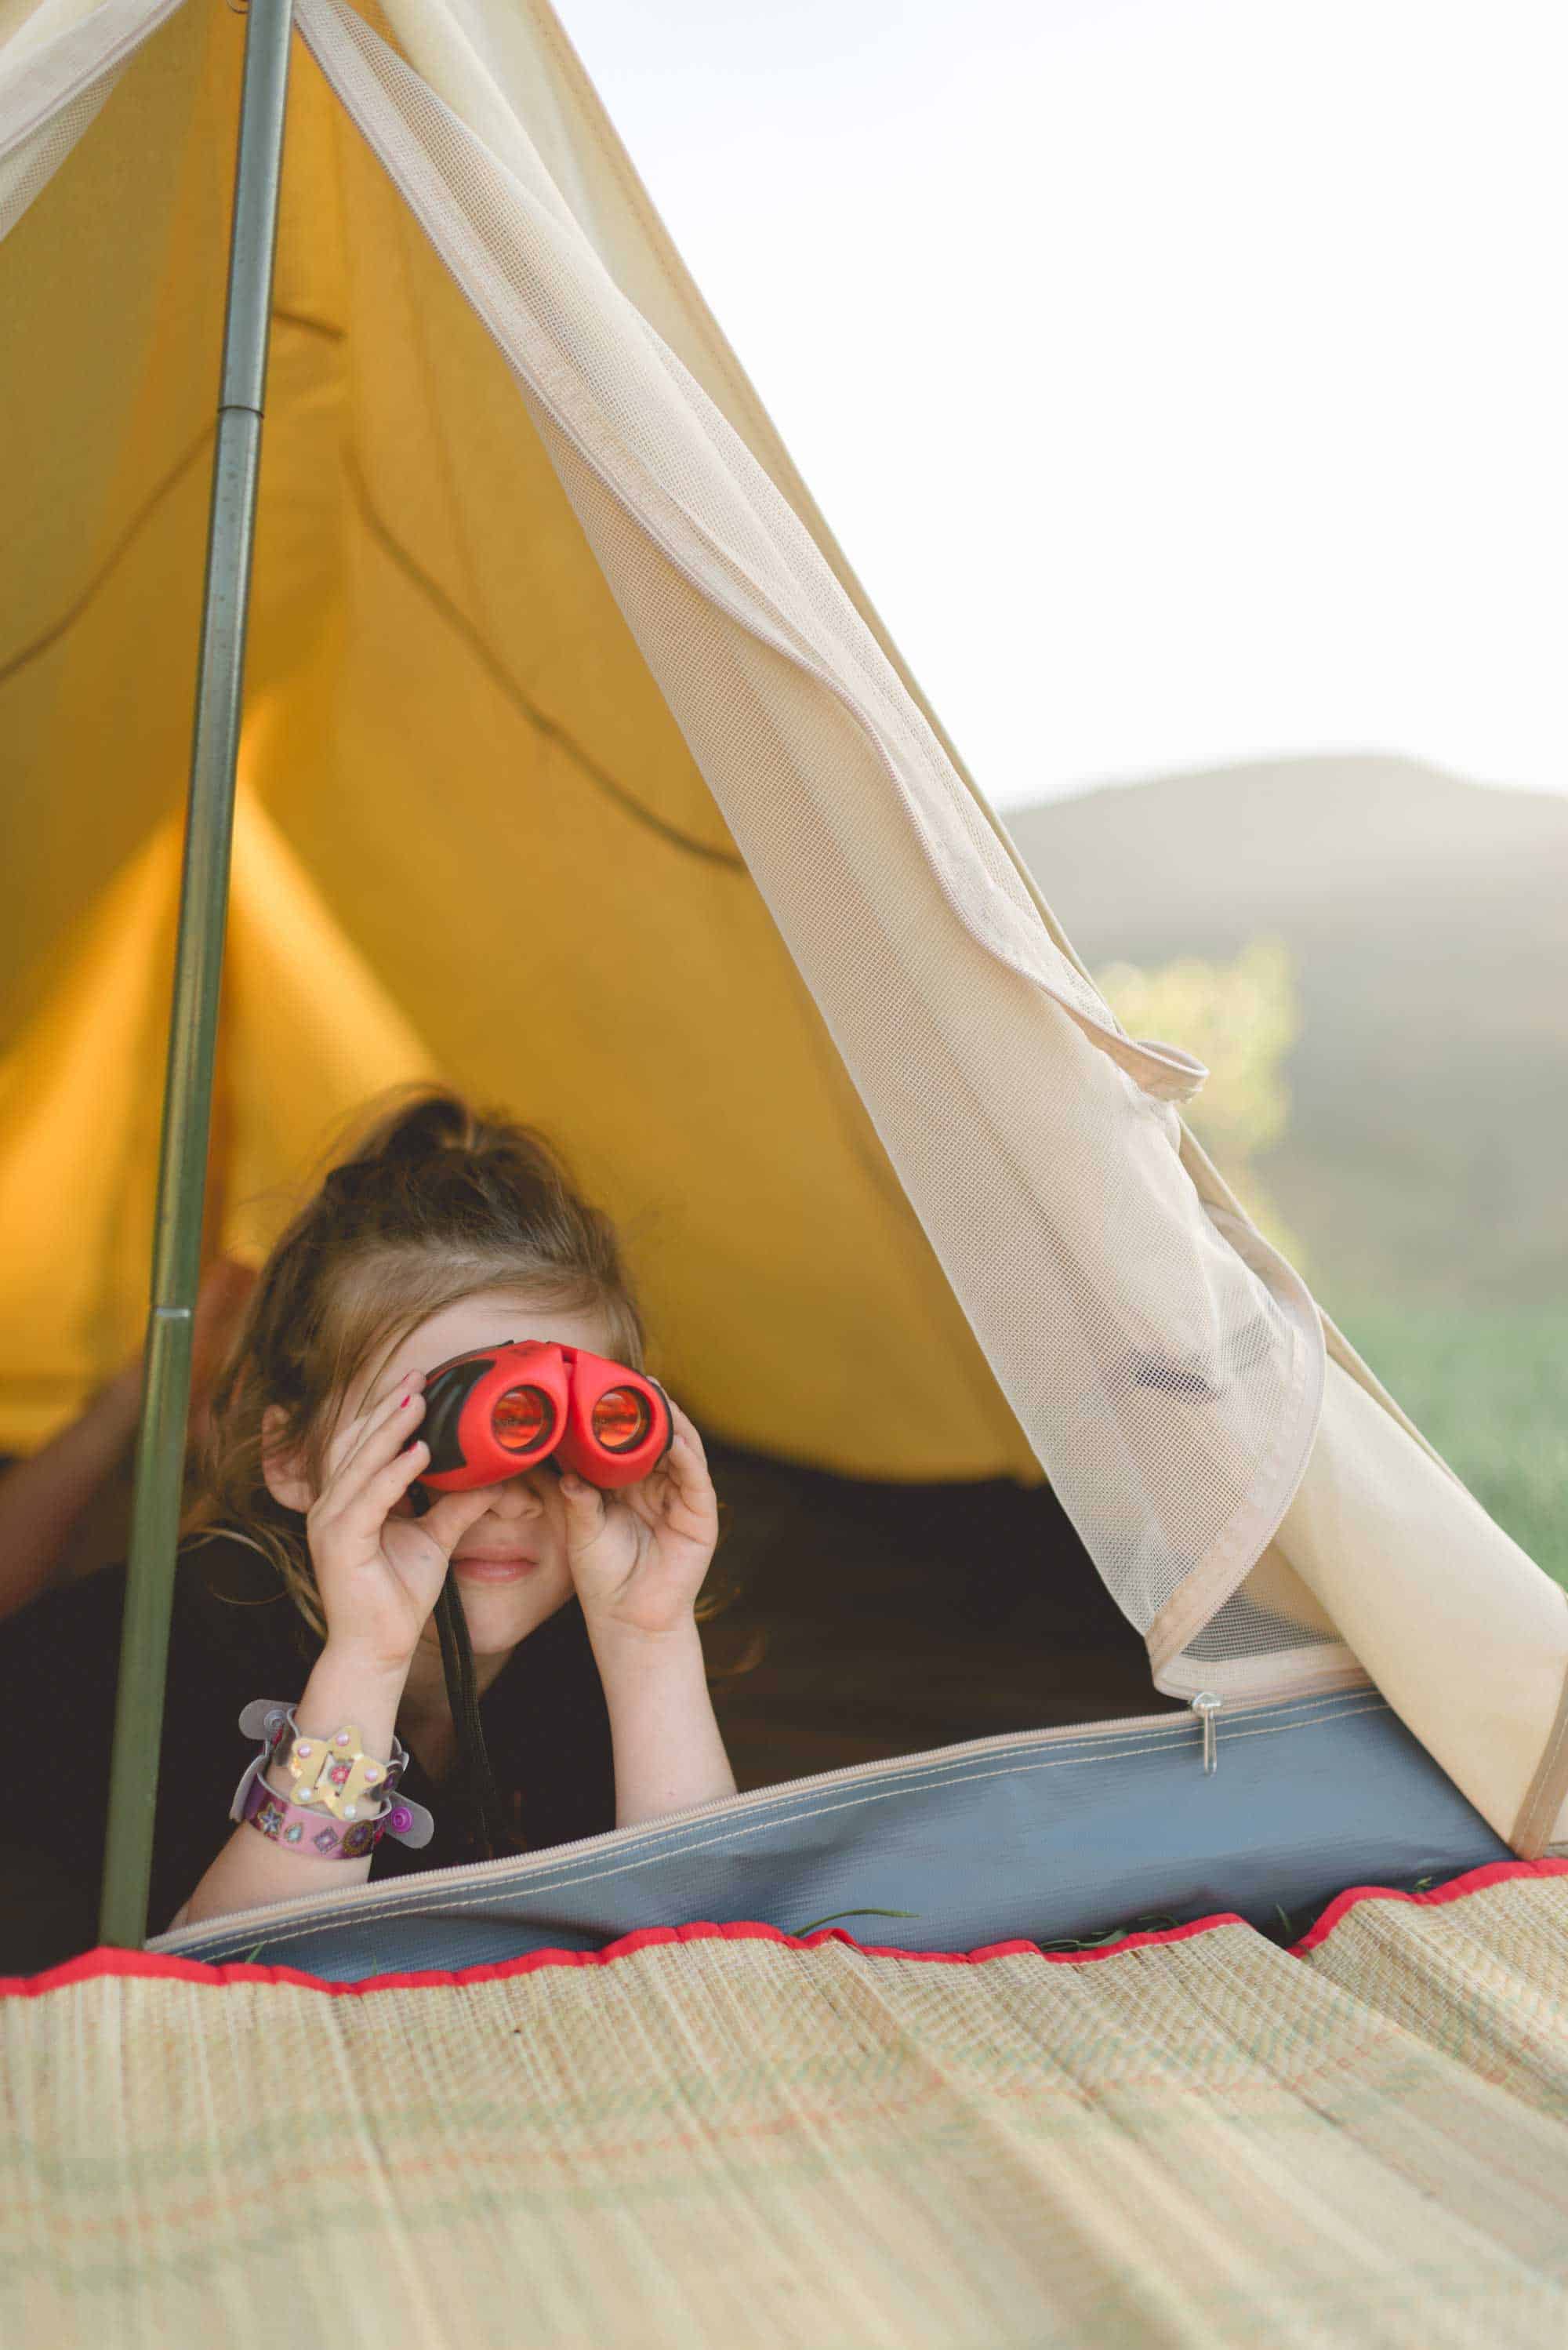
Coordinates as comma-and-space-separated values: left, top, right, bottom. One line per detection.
592, 1386, 650, 1453
492, 1385, 554, 1452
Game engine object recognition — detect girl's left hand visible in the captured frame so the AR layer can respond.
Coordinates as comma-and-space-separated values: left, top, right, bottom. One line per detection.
560, 1400, 719, 1644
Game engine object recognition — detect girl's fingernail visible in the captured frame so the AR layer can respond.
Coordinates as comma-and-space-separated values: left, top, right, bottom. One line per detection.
399, 1393, 411, 1407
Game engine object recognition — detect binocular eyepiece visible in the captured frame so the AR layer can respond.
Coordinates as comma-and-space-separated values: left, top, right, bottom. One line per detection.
411, 1339, 673, 1493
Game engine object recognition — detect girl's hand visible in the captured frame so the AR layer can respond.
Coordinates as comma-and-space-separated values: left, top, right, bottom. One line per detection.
560, 1401, 719, 1645
304, 1369, 495, 1670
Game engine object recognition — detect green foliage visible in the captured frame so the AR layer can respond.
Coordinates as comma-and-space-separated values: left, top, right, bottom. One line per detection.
1098, 935, 1298, 1159
788, 1909, 917, 1938
1096, 936, 1306, 1262
1329, 1296, 1568, 1590
1095, 936, 1564, 1590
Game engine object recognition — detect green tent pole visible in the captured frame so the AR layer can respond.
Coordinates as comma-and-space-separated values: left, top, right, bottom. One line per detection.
99, 0, 296, 1950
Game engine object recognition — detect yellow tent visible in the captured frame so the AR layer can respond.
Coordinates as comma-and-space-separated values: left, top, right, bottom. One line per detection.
2, 0, 1566, 1858
2, 0, 1058, 1481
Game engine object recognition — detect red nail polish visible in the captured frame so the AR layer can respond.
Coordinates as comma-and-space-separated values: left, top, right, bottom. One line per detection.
399, 1393, 411, 1407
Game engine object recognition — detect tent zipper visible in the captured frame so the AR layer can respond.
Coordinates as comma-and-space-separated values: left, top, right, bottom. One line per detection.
1191, 1692, 1223, 1774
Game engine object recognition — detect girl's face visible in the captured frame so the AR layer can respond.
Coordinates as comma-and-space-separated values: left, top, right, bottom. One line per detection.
343, 1288, 618, 1662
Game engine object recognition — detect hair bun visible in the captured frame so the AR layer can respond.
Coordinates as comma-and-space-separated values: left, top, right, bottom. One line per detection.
351, 1089, 479, 1170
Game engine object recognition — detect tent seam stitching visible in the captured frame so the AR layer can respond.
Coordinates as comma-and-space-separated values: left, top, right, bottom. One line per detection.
343, 452, 746, 870
0, 429, 212, 689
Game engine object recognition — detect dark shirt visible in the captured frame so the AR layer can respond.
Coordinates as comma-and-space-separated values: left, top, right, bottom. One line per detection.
0, 1537, 615, 1952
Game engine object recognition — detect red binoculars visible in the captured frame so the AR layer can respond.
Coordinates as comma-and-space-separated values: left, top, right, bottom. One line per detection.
412, 1340, 673, 1494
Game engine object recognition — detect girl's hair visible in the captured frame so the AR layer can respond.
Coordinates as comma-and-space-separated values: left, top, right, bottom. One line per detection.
194, 1088, 647, 1639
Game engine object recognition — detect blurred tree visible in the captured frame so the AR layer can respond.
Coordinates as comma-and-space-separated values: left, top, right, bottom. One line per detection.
1095, 937, 1305, 1266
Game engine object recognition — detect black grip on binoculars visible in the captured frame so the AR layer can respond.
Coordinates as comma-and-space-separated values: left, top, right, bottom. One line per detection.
418, 1356, 492, 1477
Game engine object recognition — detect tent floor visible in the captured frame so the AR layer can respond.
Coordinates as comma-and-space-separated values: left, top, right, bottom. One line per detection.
702, 1440, 1182, 1792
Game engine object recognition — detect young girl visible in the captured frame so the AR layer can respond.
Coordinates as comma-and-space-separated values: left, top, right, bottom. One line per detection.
0, 1091, 735, 1955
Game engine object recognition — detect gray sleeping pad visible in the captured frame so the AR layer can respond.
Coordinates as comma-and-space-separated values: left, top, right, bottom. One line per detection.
154, 1688, 1511, 1981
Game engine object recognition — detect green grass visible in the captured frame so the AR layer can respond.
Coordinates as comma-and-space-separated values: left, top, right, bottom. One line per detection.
1328, 1297, 1568, 1589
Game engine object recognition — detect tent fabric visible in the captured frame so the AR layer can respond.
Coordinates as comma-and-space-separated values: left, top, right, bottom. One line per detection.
0, 792, 439, 1442
289, 0, 1330, 1678
2, 0, 1566, 1845
0, 0, 1327, 1659
5, 1864, 1568, 2347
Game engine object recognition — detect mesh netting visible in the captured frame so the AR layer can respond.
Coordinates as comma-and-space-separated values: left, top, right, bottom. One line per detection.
0, 77, 115, 241
0, 0, 186, 242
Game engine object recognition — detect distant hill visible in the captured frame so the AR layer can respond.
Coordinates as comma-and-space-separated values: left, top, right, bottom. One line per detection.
1006, 755, 1568, 1310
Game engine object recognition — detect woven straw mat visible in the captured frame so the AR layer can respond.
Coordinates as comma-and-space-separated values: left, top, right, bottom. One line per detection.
3, 1866, 1566, 2349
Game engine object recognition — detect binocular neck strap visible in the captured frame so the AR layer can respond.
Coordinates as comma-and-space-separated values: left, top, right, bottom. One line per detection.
433, 1569, 513, 1859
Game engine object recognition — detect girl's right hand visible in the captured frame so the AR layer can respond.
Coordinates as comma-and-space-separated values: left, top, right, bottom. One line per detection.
305, 1368, 494, 1672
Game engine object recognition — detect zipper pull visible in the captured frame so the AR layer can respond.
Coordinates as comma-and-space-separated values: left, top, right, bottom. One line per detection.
1190, 1691, 1222, 1775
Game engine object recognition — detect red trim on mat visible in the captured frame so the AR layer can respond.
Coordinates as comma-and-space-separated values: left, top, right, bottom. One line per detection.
1290, 1856, 1568, 1956
0, 1911, 1247, 2001
8, 1858, 1559, 2000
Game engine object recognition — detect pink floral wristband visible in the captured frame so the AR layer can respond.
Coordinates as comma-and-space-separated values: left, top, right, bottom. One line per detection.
241, 1771, 389, 1859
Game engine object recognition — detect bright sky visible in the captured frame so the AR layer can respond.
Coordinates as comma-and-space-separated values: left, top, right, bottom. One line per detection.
556, 0, 1566, 808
